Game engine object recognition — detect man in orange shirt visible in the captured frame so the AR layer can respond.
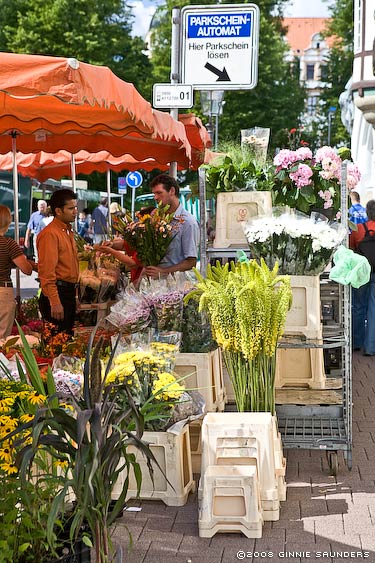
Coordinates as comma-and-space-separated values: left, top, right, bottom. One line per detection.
37, 189, 79, 335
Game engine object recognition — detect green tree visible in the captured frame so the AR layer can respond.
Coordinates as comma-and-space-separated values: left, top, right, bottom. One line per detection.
318, 0, 354, 147
0, 0, 152, 95
146, 0, 306, 151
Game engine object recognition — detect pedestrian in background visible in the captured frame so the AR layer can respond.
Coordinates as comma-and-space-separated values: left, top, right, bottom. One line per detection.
0, 205, 36, 339
37, 189, 79, 336
24, 199, 47, 262
91, 198, 108, 244
349, 191, 367, 225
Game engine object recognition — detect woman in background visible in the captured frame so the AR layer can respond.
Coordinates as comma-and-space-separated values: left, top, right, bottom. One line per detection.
0, 205, 36, 339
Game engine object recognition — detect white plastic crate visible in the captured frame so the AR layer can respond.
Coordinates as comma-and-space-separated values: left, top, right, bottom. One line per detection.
200, 412, 280, 520
198, 465, 263, 538
275, 347, 326, 389
213, 191, 272, 248
174, 349, 225, 412
113, 425, 195, 506
189, 419, 203, 474
284, 275, 322, 338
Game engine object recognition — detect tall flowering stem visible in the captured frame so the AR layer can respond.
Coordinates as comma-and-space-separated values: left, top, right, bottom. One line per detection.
186, 260, 292, 414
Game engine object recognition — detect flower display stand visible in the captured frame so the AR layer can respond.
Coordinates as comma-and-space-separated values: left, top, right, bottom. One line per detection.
284, 275, 322, 338
112, 425, 195, 507
78, 302, 111, 325
213, 191, 272, 248
275, 347, 326, 389
198, 412, 286, 531
174, 348, 226, 412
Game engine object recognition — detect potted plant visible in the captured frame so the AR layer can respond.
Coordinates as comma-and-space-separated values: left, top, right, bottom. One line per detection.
186, 259, 292, 413
9, 326, 158, 563
198, 143, 275, 248
272, 145, 361, 218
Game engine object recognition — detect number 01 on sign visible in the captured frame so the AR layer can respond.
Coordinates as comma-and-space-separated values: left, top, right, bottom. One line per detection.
181, 3, 260, 91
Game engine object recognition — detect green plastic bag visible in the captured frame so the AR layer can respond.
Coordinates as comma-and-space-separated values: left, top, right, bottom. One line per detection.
329, 245, 371, 288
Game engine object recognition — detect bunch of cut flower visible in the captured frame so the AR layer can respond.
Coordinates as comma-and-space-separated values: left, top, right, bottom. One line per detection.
114, 202, 177, 266
186, 259, 292, 413
79, 253, 120, 304
272, 145, 361, 216
243, 208, 347, 275
106, 286, 151, 333
106, 342, 189, 431
139, 273, 188, 333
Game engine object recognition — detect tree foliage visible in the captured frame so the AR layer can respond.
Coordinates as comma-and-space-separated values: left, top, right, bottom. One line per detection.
146, 0, 306, 150
0, 0, 152, 95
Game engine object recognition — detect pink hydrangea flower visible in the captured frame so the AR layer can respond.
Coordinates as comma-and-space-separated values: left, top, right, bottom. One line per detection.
318, 189, 333, 209
319, 157, 341, 181
346, 162, 361, 190
315, 146, 340, 163
295, 147, 313, 161
273, 149, 299, 169
289, 164, 313, 188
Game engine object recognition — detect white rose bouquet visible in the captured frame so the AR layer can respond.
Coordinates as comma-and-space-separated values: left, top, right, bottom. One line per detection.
243, 209, 347, 275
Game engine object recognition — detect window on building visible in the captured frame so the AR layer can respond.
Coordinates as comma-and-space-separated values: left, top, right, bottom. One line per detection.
307, 96, 318, 115
306, 64, 315, 80
320, 65, 328, 80
354, 0, 362, 54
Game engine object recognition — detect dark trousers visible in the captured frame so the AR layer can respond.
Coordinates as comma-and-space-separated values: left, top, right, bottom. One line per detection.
39, 284, 76, 335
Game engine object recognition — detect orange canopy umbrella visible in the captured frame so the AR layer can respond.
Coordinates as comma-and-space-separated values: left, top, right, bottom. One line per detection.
0, 52, 190, 163
0, 52, 191, 242
0, 114, 211, 181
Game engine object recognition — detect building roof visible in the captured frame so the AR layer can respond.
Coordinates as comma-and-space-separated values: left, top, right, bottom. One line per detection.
282, 17, 333, 54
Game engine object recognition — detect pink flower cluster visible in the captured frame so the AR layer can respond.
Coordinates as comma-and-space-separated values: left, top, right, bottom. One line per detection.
289, 164, 313, 188
273, 147, 313, 169
318, 189, 334, 209
347, 162, 362, 191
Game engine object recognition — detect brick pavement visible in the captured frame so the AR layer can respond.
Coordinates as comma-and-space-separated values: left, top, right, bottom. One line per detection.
114, 352, 375, 563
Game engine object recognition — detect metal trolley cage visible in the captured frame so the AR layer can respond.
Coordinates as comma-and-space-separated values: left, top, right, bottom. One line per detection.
197, 163, 353, 476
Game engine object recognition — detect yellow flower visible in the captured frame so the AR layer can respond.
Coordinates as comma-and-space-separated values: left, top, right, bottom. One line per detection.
0, 398, 14, 411
28, 392, 47, 406
0, 447, 13, 462
0, 462, 18, 475
152, 372, 185, 401
54, 459, 69, 469
19, 413, 34, 424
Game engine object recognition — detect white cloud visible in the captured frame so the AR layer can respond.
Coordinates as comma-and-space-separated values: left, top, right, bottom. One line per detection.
130, 0, 158, 38
283, 0, 333, 17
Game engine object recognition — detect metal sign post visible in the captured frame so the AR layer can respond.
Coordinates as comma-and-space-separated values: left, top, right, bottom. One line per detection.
126, 171, 143, 218
181, 4, 260, 91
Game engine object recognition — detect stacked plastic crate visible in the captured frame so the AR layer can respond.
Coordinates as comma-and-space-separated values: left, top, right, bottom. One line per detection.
198, 412, 286, 538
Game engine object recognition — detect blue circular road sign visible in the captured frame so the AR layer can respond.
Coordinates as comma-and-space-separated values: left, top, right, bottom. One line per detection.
125, 171, 143, 189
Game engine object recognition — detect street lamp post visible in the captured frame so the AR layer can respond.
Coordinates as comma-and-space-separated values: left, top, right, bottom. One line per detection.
200, 90, 225, 150
327, 105, 337, 145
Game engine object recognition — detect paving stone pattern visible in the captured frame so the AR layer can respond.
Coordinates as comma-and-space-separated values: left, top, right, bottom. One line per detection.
114, 351, 375, 563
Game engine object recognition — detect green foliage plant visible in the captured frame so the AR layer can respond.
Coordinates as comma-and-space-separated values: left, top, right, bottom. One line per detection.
200, 142, 275, 199
186, 260, 292, 413
12, 326, 157, 563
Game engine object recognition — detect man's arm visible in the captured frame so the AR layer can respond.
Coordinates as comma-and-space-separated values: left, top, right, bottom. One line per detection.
24, 227, 32, 248
144, 257, 197, 278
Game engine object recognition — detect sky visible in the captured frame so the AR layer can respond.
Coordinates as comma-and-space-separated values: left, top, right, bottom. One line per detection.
130, 0, 333, 38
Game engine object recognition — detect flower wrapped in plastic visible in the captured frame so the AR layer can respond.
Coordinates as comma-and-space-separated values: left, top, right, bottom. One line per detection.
51, 355, 84, 399
106, 344, 185, 431
139, 274, 186, 333
242, 208, 347, 275
106, 287, 151, 333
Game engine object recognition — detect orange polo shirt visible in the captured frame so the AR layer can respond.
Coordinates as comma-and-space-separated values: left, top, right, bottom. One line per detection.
37, 217, 79, 306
